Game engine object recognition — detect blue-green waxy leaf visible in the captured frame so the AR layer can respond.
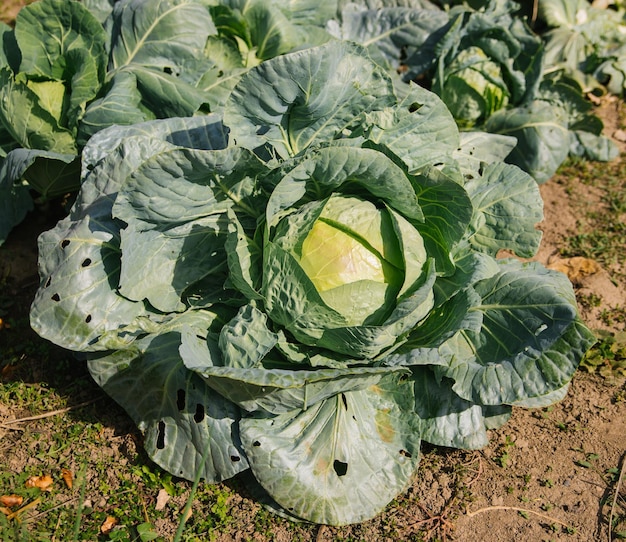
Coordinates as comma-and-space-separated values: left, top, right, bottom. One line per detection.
87, 312, 248, 483
485, 100, 570, 184
225, 212, 263, 300
130, 65, 211, 118
182, 325, 409, 413
81, 115, 229, 174
218, 304, 279, 369
108, 0, 217, 72
113, 147, 266, 229
109, 145, 268, 311
360, 83, 460, 174
105, 0, 218, 118
239, 374, 420, 525
31, 117, 230, 350
412, 367, 510, 449
453, 131, 517, 177
15, 0, 107, 80
410, 170, 473, 276
331, 6, 449, 71
82, 0, 116, 23
118, 216, 231, 312
29, 215, 148, 352
78, 72, 154, 146
465, 162, 543, 258
224, 40, 395, 157
440, 259, 597, 405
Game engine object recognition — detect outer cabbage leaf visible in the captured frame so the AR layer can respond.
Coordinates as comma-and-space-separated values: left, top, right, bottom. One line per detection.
465, 161, 543, 258
329, 6, 448, 72
453, 131, 517, 176
438, 259, 597, 405
77, 72, 154, 147
108, 0, 216, 73
359, 83, 460, 174
87, 310, 248, 483
112, 147, 268, 312
31, 116, 230, 351
224, 40, 396, 157
239, 374, 421, 525
412, 367, 511, 449
484, 100, 570, 184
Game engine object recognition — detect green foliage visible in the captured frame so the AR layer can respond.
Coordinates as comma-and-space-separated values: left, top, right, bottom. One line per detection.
29, 42, 595, 525
0, 0, 337, 245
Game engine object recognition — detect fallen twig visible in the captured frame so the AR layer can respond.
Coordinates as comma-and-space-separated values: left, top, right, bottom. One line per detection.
465, 505, 569, 528
0, 397, 104, 429
5, 498, 42, 522
609, 452, 626, 542
25, 496, 80, 523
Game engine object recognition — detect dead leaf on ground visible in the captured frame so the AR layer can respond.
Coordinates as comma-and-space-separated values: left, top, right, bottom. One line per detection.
25, 475, 53, 491
547, 256, 602, 285
0, 495, 24, 508
613, 129, 626, 143
1, 506, 13, 516
155, 488, 170, 511
100, 515, 117, 534
61, 468, 73, 489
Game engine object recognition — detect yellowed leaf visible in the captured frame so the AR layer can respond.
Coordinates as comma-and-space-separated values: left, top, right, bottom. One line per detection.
100, 515, 117, 534
0, 495, 24, 508
61, 468, 73, 489
547, 256, 602, 285
25, 475, 53, 491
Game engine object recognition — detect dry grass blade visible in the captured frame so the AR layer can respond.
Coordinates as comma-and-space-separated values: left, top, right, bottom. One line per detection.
465, 505, 569, 528
0, 397, 104, 429
609, 452, 626, 542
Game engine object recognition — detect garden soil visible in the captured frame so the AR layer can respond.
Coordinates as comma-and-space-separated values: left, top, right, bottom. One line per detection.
1, 98, 625, 542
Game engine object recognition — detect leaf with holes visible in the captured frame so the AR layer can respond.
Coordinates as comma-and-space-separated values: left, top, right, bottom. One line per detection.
239, 374, 421, 525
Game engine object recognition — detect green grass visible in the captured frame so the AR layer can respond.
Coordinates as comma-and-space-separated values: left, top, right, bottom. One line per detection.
557, 157, 626, 281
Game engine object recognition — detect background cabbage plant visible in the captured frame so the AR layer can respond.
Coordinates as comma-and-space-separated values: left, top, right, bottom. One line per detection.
0, 0, 337, 245
29, 41, 595, 525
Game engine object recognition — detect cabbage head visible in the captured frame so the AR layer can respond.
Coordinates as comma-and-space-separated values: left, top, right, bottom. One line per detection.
30, 41, 595, 526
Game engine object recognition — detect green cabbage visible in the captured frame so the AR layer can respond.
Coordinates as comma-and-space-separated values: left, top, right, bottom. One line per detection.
30, 41, 595, 526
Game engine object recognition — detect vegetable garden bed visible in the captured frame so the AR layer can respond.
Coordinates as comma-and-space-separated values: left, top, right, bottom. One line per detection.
1, 1, 625, 540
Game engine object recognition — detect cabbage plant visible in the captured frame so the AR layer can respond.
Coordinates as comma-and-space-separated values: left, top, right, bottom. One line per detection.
410, 0, 618, 183
30, 41, 595, 525
0, 0, 336, 245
